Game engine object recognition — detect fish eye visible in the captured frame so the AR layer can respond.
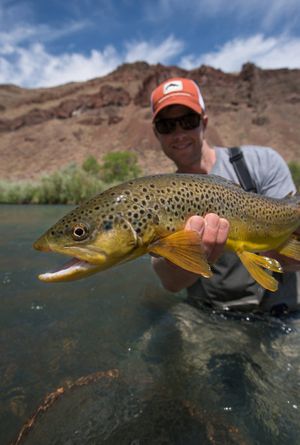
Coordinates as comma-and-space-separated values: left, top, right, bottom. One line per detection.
72, 223, 89, 241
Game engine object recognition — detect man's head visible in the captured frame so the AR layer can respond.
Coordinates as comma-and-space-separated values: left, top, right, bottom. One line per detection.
151, 78, 205, 120
151, 78, 208, 172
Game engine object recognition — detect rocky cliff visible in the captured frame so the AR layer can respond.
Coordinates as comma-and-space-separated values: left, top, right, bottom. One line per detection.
0, 62, 299, 180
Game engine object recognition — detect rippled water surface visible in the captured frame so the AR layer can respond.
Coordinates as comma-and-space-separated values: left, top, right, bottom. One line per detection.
1, 204, 300, 445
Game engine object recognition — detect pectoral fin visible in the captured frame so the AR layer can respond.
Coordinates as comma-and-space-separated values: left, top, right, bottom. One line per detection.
277, 236, 300, 261
148, 230, 212, 278
237, 251, 280, 292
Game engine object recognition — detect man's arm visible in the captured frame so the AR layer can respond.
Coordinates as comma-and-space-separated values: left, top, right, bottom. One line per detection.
151, 213, 230, 292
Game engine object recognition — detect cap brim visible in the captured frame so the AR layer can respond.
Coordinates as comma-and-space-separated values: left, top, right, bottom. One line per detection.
152, 96, 203, 121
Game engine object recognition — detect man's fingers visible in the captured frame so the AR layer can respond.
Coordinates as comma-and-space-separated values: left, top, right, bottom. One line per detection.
201, 213, 221, 261
209, 217, 230, 262
185, 214, 230, 263
185, 215, 206, 233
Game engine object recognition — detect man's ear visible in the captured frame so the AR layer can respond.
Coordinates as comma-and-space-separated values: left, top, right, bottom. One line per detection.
202, 114, 208, 130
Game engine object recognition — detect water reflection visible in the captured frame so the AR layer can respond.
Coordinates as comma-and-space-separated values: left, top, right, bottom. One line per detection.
1, 205, 300, 444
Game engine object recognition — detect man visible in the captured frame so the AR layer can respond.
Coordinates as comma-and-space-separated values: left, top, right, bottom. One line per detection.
150, 77, 300, 313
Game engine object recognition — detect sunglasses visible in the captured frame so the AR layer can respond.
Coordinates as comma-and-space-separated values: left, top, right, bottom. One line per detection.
154, 113, 201, 135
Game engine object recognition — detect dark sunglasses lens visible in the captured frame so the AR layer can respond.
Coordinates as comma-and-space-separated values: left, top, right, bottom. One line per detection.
155, 119, 176, 134
155, 113, 201, 134
180, 114, 201, 130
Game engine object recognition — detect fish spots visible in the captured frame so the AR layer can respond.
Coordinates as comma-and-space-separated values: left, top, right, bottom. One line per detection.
43, 174, 299, 254
103, 221, 113, 231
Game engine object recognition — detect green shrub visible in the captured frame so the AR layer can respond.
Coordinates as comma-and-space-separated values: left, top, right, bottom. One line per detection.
100, 151, 141, 183
82, 155, 101, 175
34, 164, 106, 204
0, 164, 107, 204
289, 161, 300, 192
0, 181, 37, 204
0, 152, 142, 204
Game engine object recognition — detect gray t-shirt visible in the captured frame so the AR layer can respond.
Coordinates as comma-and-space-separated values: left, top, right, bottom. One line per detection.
187, 145, 299, 313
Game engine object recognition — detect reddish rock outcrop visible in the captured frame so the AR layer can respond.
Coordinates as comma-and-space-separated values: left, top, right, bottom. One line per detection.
0, 62, 299, 180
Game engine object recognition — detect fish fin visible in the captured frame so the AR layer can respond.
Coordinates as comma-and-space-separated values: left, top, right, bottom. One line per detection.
237, 251, 279, 292
277, 236, 300, 261
148, 230, 212, 278
242, 251, 283, 273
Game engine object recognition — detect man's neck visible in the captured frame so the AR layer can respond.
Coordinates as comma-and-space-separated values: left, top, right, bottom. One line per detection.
177, 141, 216, 175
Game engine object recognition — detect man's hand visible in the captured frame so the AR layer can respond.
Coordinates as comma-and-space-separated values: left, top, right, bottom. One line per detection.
185, 214, 230, 264
151, 213, 230, 292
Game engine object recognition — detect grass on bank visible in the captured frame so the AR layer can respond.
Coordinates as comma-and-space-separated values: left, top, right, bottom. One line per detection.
289, 161, 300, 193
0, 156, 299, 205
0, 151, 141, 205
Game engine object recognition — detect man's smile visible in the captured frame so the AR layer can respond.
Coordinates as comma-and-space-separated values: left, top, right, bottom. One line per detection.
172, 141, 193, 150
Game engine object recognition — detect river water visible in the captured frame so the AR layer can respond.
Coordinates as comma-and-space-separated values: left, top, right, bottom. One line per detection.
1, 204, 300, 445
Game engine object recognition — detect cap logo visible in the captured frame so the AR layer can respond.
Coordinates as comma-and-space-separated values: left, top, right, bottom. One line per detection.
163, 80, 183, 95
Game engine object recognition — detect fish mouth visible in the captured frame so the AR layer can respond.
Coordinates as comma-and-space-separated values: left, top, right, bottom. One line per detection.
38, 257, 103, 282
33, 235, 108, 264
34, 236, 108, 282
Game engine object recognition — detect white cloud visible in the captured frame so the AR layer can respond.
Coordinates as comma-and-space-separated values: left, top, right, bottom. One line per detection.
180, 34, 300, 72
0, 32, 184, 87
0, 42, 121, 87
124, 35, 184, 64
0, 0, 299, 88
0, 21, 88, 51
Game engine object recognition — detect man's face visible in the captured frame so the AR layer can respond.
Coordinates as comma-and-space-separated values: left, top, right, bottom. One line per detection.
153, 105, 206, 171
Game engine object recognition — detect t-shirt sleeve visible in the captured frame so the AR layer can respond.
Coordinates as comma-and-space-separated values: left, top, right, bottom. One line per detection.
243, 146, 296, 198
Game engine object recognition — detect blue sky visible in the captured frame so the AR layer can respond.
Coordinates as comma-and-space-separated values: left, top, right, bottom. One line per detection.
1, 0, 300, 88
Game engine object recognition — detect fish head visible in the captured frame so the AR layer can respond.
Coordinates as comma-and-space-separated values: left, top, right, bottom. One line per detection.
33, 202, 141, 281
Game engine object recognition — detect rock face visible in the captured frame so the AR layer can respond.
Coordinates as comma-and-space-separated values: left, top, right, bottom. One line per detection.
0, 62, 299, 180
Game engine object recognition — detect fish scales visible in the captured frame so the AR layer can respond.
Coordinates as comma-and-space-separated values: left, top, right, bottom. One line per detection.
34, 174, 300, 291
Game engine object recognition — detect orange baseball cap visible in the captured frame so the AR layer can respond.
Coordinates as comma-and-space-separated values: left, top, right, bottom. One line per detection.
151, 77, 205, 120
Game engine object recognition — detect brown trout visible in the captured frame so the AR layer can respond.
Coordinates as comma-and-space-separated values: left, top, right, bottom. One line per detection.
33, 174, 300, 291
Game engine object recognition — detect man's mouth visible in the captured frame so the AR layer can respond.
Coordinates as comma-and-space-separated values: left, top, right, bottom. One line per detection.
172, 141, 192, 150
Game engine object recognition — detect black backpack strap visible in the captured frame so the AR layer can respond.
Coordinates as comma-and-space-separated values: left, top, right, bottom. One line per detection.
228, 146, 257, 193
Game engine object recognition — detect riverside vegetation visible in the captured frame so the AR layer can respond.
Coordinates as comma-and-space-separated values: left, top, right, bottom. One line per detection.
0, 153, 299, 205
0, 151, 141, 204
